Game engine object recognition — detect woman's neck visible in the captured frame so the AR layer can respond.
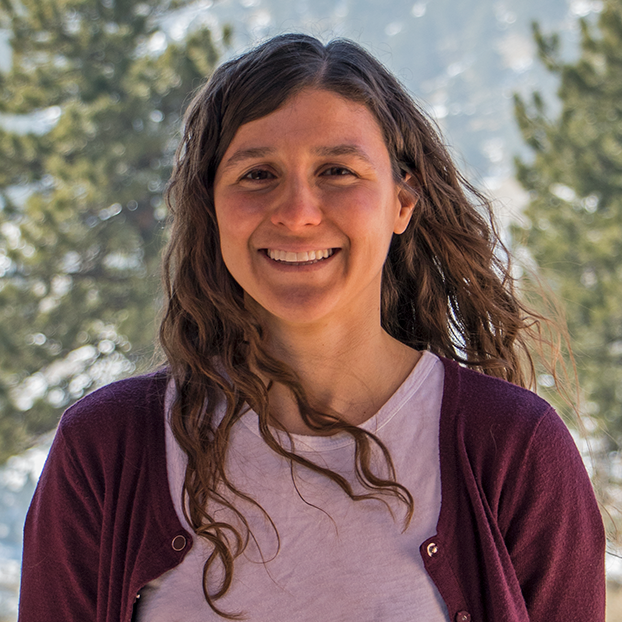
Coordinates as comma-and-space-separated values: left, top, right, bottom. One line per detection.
258, 318, 421, 435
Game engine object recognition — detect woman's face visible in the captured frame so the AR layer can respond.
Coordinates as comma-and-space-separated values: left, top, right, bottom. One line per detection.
213, 88, 415, 329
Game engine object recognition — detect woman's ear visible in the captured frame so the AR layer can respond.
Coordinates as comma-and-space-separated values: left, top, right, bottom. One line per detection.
394, 172, 418, 234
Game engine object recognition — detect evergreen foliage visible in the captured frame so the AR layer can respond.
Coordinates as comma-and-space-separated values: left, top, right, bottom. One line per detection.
0, 0, 223, 461
514, 1, 622, 452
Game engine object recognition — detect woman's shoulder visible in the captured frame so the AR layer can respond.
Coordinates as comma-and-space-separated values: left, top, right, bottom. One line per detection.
32, 371, 171, 514
438, 357, 583, 485
439, 356, 554, 429
437, 356, 577, 468
57, 369, 169, 447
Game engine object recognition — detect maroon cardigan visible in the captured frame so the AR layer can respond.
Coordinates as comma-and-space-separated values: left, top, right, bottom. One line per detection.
18, 357, 605, 622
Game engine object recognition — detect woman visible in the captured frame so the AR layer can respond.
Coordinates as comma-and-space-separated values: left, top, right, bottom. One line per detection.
19, 34, 605, 621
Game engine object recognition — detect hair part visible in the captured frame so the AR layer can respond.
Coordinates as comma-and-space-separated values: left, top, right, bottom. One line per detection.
160, 33, 548, 618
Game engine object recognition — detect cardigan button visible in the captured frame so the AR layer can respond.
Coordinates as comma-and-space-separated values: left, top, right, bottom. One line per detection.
426, 542, 438, 557
456, 612, 471, 622
172, 535, 187, 551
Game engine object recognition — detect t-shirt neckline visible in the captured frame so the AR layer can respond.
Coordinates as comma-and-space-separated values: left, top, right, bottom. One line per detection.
238, 350, 439, 452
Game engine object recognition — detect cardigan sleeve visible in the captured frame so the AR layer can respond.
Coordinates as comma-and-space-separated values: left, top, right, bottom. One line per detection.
19, 374, 190, 622
18, 419, 103, 621
498, 407, 606, 621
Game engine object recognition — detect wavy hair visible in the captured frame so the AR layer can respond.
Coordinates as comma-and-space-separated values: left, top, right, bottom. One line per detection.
160, 33, 543, 618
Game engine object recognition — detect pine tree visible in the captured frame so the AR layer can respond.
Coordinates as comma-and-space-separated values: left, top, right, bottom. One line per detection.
514, 2, 622, 458
0, 0, 224, 461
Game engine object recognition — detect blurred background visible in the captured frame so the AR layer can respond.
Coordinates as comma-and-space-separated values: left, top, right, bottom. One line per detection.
1, 0, 622, 618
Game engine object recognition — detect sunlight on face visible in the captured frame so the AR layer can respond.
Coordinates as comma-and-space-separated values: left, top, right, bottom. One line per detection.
213, 88, 415, 330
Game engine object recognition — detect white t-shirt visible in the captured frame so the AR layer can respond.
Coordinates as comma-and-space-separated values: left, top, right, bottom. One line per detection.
136, 351, 449, 621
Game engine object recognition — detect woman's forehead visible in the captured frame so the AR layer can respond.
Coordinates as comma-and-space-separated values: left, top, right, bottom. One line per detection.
218, 88, 390, 166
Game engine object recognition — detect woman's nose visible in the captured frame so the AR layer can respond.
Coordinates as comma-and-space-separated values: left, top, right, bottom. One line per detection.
270, 177, 322, 230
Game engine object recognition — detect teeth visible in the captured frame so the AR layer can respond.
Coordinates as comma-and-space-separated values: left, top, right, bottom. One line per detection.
267, 249, 333, 263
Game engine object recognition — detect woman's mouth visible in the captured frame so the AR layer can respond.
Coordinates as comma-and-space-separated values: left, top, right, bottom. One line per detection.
265, 248, 335, 265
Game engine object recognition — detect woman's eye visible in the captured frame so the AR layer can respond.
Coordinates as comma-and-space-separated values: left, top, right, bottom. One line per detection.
322, 167, 353, 177
243, 169, 274, 181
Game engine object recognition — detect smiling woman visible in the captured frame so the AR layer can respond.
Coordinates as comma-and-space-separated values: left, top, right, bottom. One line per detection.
18, 34, 605, 622
214, 89, 415, 333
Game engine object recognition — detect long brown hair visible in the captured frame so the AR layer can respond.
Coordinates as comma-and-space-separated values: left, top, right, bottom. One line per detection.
160, 33, 541, 618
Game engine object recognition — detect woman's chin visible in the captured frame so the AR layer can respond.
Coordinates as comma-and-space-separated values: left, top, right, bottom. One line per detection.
245, 290, 349, 330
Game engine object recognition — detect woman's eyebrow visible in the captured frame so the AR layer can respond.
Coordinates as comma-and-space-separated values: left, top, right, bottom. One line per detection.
220, 147, 274, 173
312, 144, 373, 164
